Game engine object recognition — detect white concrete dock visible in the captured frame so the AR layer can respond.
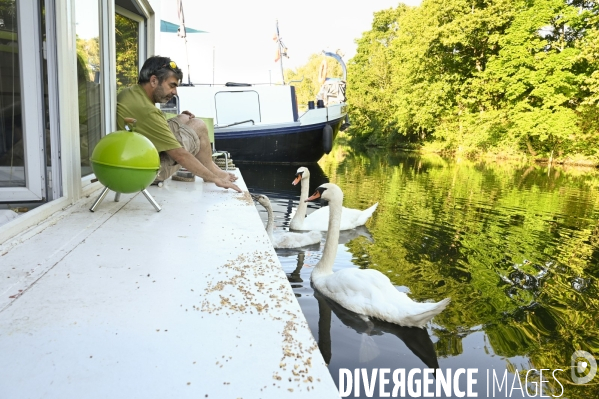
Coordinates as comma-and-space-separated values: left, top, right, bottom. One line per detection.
0, 171, 339, 399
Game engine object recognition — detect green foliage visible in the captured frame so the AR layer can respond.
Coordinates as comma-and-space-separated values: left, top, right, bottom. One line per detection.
76, 37, 100, 82
470, 0, 585, 155
74, 15, 138, 92
284, 53, 343, 111
115, 14, 139, 91
0, 0, 16, 31
341, 0, 599, 159
347, 6, 409, 146
576, 3, 599, 153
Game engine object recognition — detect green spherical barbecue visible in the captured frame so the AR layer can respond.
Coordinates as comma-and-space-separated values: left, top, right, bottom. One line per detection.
91, 130, 160, 194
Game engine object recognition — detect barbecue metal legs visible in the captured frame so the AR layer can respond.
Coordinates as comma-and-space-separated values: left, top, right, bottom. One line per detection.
142, 189, 162, 212
89, 187, 111, 212
90, 187, 161, 212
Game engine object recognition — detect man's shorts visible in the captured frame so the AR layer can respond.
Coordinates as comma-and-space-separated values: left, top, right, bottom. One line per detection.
156, 118, 201, 182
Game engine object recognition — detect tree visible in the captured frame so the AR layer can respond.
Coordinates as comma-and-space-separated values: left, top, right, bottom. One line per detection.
343, 0, 599, 160
76, 37, 100, 81
0, 0, 16, 31
467, 0, 587, 156
346, 6, 409, 146
115, 14, 140, 90
284, 53, 343, 111
575, 2, 599, 156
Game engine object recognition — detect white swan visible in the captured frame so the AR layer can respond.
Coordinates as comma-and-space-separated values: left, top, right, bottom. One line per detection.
252, 194, 322, 249
306, 183, 450, 328
290, 166, 378, 231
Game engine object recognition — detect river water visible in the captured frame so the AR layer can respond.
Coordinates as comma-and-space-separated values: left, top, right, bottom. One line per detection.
240, 145, 599, 399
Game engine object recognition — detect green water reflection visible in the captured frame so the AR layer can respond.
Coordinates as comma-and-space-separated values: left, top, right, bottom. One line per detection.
316, 145, 599, 396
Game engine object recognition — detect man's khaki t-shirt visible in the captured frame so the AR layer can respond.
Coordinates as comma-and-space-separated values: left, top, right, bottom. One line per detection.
116, 84, 181, 152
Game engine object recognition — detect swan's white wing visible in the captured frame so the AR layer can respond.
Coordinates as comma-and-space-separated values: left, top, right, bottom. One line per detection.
300, 207, 330, 231
352, 270, 449, 325
316, 268, 447, 326
338, 203, 379, 230
302, 203, 378, 231
317, 269, 396, 315
356, 203, 378, 226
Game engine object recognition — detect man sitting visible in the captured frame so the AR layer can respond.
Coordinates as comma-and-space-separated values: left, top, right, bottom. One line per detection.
116, 56, 241, 192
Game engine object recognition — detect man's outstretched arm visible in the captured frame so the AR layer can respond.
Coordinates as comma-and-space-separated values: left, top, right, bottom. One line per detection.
166, 147, 242, 192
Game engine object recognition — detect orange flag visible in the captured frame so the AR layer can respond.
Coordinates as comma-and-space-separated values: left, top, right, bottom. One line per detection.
273, 34, 280, 62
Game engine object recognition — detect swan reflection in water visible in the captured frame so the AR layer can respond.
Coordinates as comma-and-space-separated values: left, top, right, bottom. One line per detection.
313, 287, 440, 370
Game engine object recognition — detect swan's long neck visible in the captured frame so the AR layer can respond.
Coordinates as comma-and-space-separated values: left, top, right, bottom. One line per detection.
291, 177, 309, 229
313, 193, 342, 278
264, 201, 274, 241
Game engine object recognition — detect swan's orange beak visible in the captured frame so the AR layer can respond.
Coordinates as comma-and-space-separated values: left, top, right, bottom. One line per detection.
305, 190, 321, 202
292, 174, 301, 185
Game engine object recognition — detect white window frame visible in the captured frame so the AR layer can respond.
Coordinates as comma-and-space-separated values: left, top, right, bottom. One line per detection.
0, 0, 46, 201
81, 0, 115, 187
44, 0, 63, 201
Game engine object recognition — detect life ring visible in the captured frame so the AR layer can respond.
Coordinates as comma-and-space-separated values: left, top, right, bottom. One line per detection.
318, 58, 328, 86
323, 124, 333, 154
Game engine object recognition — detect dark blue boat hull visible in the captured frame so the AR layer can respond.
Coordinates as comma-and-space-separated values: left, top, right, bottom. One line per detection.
214, 117, 343, 164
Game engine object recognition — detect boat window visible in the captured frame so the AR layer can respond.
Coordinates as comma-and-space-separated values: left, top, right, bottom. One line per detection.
160, 96, 179, 119
214, 91, 261, 126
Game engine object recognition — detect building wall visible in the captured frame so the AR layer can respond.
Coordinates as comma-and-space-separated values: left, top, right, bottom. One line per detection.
0, 0, 162, 244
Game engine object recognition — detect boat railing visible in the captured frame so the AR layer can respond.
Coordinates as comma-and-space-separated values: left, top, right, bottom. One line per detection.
215, 119, 255, 128
323, 51, 347, 81
287, 76, 304, 84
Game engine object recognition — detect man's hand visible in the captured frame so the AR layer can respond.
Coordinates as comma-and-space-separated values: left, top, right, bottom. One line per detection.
227, 172, 238, 182
214, 178, 242, 193
181, 110, 195, 118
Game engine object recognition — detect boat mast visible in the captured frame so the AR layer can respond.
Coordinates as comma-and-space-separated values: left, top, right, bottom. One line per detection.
183, 36, 191, 85
275, 20, 286, 85
177, 0, 191, 85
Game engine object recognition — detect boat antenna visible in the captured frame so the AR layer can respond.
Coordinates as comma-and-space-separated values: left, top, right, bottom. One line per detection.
274, 19, 288, 85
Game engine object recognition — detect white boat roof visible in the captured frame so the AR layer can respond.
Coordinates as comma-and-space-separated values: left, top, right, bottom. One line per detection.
0, 171, 338, 398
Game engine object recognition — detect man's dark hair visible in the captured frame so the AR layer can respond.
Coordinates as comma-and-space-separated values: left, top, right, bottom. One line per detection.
138, 56, 183, 84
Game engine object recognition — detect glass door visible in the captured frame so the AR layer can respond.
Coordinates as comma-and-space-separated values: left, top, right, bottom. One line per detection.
0, 0, 46, 201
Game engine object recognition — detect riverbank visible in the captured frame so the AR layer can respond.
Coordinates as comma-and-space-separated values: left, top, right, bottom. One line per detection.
339, 133, 599, 168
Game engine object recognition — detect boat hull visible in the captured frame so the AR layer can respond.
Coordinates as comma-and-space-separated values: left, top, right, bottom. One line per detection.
215, 117, 343, 164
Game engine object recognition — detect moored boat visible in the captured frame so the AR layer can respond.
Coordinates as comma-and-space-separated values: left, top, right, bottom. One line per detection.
163, 51, 349, 165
